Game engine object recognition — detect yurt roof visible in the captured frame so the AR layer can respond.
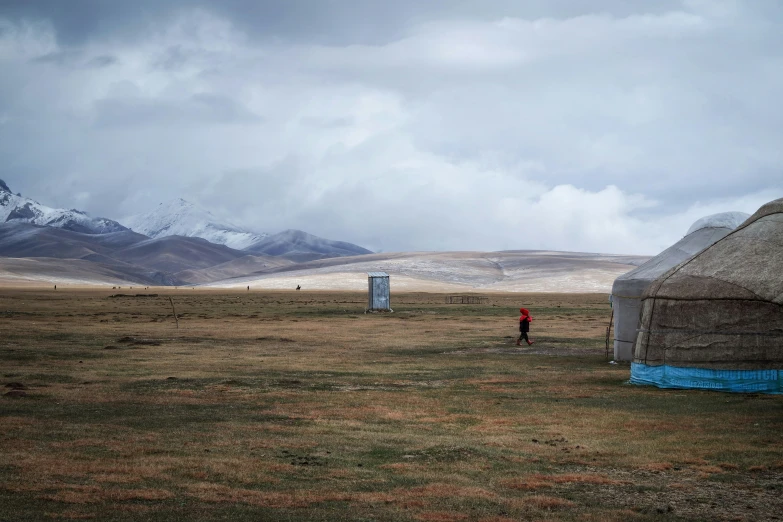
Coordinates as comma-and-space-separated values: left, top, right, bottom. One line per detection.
642, 198, 783, 303
612, 211, 749, 297
685, 211, 749, 235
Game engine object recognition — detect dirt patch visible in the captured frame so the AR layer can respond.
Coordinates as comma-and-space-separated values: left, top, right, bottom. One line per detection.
451, 343, 608, 357
276, 379, 302, 388
116, 336, 163, 347
578, 467, 783, 521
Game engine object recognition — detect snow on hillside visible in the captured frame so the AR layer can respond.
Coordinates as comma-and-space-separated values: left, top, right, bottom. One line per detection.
0, 179, 127, 234
123, 198, 267, 250
245, 229, 373, 258
204, 250, 649, 293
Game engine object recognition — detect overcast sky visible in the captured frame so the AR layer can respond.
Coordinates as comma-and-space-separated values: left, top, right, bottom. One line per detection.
1, 0, 781, 254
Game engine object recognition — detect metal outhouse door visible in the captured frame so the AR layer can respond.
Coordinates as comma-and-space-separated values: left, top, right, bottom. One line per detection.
367, 272, 390, 311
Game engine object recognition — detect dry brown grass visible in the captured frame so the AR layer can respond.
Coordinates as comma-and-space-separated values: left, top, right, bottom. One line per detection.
691, 465, 724, 474
522, 495, 577, 510
43, 510, 96, 520
415, 511, 469, 521
39, 487, 175, 505
0, 289, 781, 521
501, 477, 553, 491
640, 462, 673, 472
502, 473, 624, 491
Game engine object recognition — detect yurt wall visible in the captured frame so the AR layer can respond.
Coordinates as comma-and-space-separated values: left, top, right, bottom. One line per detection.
611, 212, 749, 361
631, 199, 783, 393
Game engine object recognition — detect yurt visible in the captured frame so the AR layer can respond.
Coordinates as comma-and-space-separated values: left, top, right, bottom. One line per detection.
611, 212, 749, 361
631, 198, 783, 393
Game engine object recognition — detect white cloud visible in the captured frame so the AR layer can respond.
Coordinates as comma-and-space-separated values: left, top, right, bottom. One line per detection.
0, 4, 781, 256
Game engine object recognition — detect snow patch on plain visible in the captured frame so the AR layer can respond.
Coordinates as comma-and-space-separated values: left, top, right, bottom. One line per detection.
205, 251, 645, 293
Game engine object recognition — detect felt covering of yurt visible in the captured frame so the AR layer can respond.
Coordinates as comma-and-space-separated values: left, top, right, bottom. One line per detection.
631, 198, 783, 393
611, 212, 748, 361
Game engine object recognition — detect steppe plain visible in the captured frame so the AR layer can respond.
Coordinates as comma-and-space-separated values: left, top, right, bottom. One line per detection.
1, 288, 781, 521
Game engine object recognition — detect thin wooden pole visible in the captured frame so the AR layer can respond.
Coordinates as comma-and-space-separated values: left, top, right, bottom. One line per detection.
169, 296, 179, 329
605, 309, 614, 360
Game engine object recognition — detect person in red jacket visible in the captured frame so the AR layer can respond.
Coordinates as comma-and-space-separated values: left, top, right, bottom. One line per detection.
517, 308, 534, 346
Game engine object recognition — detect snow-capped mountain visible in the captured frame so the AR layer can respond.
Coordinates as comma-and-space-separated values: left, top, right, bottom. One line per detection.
0, 179, 128, 234
123, 198, 267, 250
122, 199, 373, 260
245, 229, 373, 262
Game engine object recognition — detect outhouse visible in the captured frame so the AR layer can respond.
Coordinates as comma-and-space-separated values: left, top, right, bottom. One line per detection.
367, 272, 391, 311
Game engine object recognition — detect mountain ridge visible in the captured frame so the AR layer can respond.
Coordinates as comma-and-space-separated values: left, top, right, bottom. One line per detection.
245, 229, 374, 262
123, 198, 267, 250
0, 179, 129, 234
123, 200, 374, 261
0, 221, 250, 285
0, 182, 377, 285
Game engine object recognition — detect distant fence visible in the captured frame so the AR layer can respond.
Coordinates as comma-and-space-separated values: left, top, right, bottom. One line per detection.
445, 296, 489, 305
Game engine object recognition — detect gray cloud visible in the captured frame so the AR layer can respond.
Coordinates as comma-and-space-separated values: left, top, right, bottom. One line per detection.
87, 54, 117, 68
30, 49, 117, 68
1, 0, 690, 45
94, 93, 263, 128
0, 1, 781, 255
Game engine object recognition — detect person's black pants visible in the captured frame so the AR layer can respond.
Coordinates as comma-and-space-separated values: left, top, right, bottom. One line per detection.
519, 331, 530, 343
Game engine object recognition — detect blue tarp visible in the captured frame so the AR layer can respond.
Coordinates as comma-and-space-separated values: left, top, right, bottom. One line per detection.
630, 362, 783, 394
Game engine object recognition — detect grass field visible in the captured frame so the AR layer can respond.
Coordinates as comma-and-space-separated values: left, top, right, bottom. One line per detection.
1, 289, 781, 521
